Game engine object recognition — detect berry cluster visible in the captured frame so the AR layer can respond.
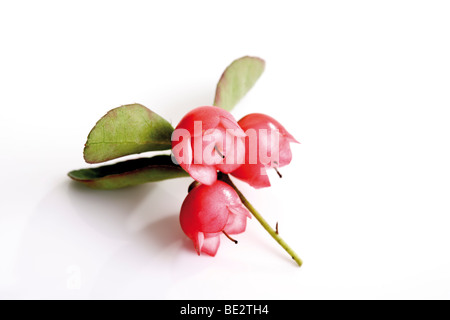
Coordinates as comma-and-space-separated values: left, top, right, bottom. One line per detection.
69, 56, 303, 266
173, 106, 298, 256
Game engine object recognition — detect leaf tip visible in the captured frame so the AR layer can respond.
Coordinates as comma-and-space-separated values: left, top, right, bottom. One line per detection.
213, 55, 266, 111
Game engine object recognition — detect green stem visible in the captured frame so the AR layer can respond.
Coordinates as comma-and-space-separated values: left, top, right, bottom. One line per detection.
219, 174, 303, 267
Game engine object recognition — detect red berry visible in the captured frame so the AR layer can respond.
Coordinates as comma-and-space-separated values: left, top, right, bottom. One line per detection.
180, 181, 251, 256
172, 106, 246, 185
231, 113, 299, 188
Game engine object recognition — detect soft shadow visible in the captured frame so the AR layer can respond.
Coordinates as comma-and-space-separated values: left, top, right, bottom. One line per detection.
88, 214, 186, 299
132, 214, 183, 250
68, 178, 185, 250
67, 181, 156, 239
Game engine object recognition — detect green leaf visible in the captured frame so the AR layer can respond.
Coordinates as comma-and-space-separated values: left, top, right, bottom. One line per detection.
68, 155, 190, 189
214, 56, 265, 111
84, 104, 174, 164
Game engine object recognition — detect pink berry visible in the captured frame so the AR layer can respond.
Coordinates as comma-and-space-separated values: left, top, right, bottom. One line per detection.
231, 113, 299, 189
180, 181, 251, 256
172, 106, 246, 185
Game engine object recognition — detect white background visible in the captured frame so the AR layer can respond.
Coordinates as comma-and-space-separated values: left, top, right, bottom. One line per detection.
1, 0, 449, 300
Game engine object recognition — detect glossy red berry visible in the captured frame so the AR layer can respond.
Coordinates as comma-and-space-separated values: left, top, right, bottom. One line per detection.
231, 113, 299, 189
180, 181, 251, 256
172, 106, 246, 185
